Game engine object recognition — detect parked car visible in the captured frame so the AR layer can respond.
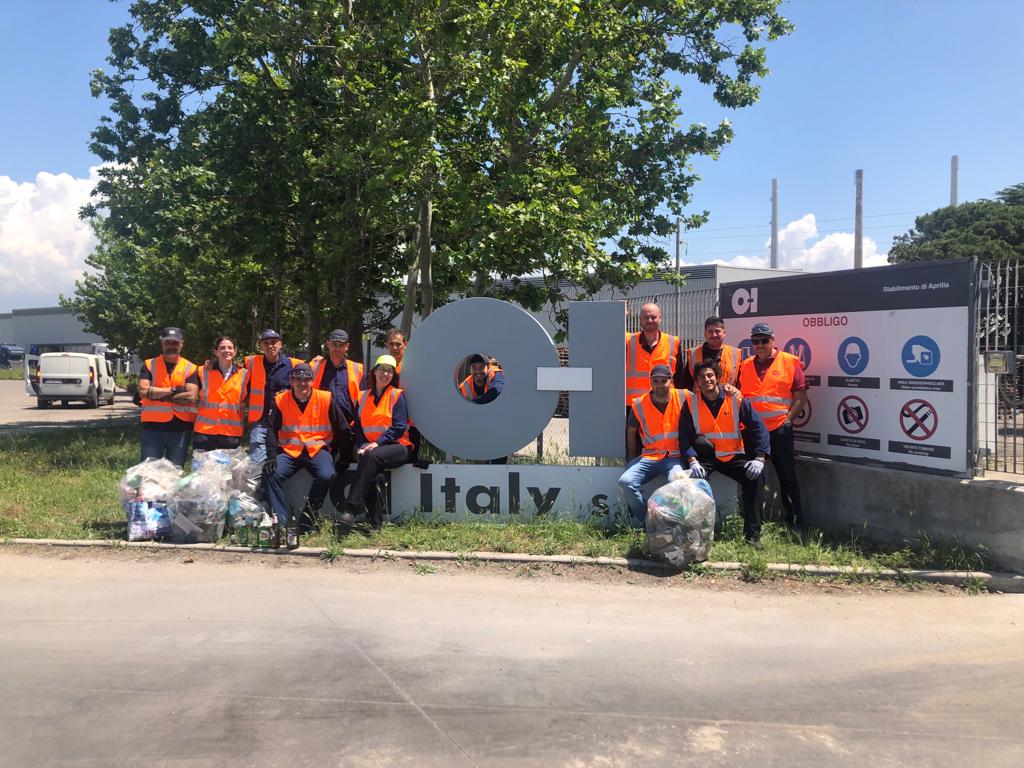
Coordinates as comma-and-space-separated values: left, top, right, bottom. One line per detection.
28, 352, 116, 408
0, 343, 24, 367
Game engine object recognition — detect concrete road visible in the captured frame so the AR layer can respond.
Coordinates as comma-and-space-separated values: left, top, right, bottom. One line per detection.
0, 380, 136, 433
1, 550, 1022, 768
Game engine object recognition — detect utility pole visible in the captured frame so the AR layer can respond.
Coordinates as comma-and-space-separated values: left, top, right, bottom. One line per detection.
770, 178, 779, 268
854, 169, 863, 269
674, 217, 681, 335
950, 155, 959, 206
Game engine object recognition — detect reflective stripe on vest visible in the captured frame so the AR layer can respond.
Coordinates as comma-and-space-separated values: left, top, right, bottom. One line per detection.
630, 388, 682, 459
687, 344, 742, 385
358, 387, 412, 447
140, 357, 197, 423
688, 390, 744, 462
245, 355, 303, 423
737, 351, 799, 431
274, 389, 333, 458
625, 332, 679, 405
459, 370, 495, 400
312, 357, 364, 414
195, 367, 249, 437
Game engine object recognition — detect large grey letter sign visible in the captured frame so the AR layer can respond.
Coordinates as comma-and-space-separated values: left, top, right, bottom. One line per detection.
401, 298, 623, 460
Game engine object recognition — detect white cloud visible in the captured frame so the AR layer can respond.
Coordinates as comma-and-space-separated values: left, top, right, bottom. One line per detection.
699, 213, 888, 272
0, 168, 101, 310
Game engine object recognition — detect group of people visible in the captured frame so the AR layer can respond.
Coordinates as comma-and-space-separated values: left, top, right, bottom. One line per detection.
619, 305, 808, 548
136, 302, 806, 549
138, 326, 416, 547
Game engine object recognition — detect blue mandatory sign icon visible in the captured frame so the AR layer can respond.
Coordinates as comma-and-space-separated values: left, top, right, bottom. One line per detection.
784, 337, 812, 370
901, 335, 941, 377
837, 336, 870, 375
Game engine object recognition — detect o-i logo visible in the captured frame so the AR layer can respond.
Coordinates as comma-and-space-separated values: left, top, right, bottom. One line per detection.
731, 287, 759, 315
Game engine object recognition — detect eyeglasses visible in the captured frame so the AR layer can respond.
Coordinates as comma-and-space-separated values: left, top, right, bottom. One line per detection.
377, 368, 395, 376
751, 337, 772, 345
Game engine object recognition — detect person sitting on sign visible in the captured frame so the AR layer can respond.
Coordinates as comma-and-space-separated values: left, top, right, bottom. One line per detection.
681, 361, 770, 549
458, 353, 504, 404
617, 365, 686, 524
735, 322, 808, 534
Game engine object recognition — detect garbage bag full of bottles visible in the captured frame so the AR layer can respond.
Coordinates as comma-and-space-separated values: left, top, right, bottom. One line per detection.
645, 474, 716, 566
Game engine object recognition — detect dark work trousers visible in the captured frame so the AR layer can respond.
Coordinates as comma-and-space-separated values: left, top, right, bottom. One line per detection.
265, 449, 336, 530
769, 424, 803, 528
191, 433, 241, 451
694, 437, 765, 541
347, 444, 411, 513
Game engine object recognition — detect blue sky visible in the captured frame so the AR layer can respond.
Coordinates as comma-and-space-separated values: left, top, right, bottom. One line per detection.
1, 0, 1023, 308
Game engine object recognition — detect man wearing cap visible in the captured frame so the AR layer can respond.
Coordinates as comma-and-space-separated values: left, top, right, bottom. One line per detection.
458, 353, 504, 404
681, 360, 770, 548
617, 364, 685, 523
736, 322, 809, 532
680, 315, 745, 390
263, 363, 354, 545
137, 327, 199, 466
311, 329, 365, 425
244, 329, 304, 463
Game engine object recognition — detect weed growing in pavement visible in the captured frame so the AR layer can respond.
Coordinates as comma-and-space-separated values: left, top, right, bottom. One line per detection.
740, 549, 769, 583
413, 562, 438, 575
961, 575, 988, 595
319, 539, 343, 563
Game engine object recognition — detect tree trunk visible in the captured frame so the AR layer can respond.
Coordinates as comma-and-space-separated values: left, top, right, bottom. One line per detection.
418, 196, 434, 316
400, 247, 419, 336
305, 280, 321, 359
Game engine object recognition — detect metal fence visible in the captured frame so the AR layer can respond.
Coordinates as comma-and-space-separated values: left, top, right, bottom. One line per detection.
976, 258, 1024, 475
625, 287, 719, 349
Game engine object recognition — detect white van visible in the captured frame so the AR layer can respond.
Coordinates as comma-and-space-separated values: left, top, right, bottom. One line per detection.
26, 352, 117, 409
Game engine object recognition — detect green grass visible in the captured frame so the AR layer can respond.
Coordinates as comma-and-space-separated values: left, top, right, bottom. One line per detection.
0, 425, 996, 577
0, 367, 27, 381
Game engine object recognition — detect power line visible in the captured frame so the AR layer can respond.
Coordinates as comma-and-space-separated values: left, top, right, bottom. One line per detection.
689, 210, 919, 235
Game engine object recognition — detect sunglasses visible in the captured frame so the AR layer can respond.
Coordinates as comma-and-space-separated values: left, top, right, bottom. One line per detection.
750, 337, 772, 345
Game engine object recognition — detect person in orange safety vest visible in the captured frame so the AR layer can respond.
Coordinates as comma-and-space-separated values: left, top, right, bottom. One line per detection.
194, 335, 249, 451
138, 326, 199, 466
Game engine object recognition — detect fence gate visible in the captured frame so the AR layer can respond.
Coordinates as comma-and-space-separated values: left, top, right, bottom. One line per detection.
976, 258, 1024, 475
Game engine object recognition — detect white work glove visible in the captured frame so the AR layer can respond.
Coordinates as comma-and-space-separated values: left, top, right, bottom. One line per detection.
744, 458, 765, 479
688, 462, 707, 480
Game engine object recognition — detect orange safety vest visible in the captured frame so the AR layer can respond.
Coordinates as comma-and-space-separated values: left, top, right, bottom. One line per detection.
687, 344, 743, 386
140, 357, 197, 424
625, 332, 679, 405
274, 389, 333, 458
630, 388, 683, 459
195, 366, 249, 437
459, 370, 495, 400
688, 390, 745, 462
737, 351, 800, 431
311, 357, 364, 411
244, 354, 304, 423
357, 386, 412, 448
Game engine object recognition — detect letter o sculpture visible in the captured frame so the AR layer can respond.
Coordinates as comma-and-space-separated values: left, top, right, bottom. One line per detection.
400, 298, 560, 460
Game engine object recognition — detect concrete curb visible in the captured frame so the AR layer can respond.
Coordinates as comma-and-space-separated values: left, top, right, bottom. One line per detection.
6, 537, 1023, 592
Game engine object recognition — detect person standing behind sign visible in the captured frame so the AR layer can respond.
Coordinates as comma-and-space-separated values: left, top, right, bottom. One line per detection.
681, 361, 770, 548
681, 315, 744, 390
736, 322, 808, 533
458, 353, 504, 404
384, 328, 408, 383
138, 327, 199, 467
244, 329, 303, 464
194, 336, 249, 451
617, 365, 685, 524
344, 354, 413, 528
625, 303, 684, 410
311, 329, 364, 426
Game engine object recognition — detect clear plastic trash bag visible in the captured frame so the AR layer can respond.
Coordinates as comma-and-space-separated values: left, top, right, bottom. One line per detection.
645, 474, 716, 566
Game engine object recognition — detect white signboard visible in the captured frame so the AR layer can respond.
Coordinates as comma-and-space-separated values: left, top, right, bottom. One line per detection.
721, 260, 974, 475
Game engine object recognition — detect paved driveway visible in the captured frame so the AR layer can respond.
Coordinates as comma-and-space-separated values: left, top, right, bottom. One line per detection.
1, 550, 1022, 767
0, 380, 136, 434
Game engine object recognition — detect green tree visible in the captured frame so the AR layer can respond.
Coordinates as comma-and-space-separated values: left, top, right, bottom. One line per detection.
888, 183, 1024, 264
65, 0, 792, 353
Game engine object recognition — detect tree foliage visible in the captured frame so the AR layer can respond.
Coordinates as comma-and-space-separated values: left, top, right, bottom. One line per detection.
64, 0, 792, 354
888, 183, 1024, 265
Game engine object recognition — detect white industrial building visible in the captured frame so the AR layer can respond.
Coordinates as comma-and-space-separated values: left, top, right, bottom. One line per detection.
0, 306, 106, 354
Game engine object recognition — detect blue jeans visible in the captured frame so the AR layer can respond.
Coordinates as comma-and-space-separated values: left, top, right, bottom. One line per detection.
140, 429, 192, 468
248, 423, 268, 464
617, 455, 683, 523
264, 450, 336, 529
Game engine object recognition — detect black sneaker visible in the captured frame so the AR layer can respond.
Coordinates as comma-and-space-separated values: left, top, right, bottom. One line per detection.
747, 537, 764, 551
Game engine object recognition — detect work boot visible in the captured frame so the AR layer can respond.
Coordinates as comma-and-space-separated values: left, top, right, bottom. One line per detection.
746, 537, 764, 551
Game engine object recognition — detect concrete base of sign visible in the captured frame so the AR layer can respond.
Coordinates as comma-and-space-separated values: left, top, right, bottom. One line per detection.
285, 463, 741, 523
797, 456, 1024, 573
